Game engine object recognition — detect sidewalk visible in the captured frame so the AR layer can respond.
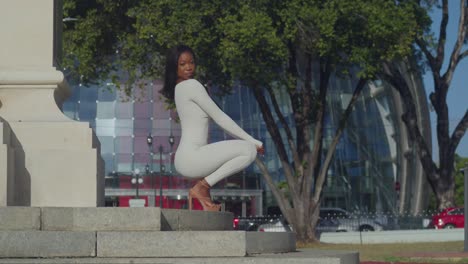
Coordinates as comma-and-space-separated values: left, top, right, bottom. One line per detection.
361, 251, 468, 263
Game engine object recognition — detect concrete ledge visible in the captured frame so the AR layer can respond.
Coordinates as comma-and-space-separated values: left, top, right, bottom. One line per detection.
161, 209, 233, 231
97, 231, 246, 257
320, 229, 464, 244
0, 207, 237, 232
0, 249, 359, 264
246, 232, 296, 254
0, 231, 95, 257
0, 207, 40, 230
42, 207, 161, 231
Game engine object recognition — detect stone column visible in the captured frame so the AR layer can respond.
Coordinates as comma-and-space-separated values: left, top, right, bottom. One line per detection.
0, 0, 104, 206
0, 121, 15, 206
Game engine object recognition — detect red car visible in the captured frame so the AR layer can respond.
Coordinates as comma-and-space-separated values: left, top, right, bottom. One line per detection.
431, 207, 464, 229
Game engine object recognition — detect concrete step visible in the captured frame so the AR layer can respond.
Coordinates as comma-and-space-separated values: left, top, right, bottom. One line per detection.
0, 207, 40, 230
160, 208, 233, 231
0, 231, 95, 258
97, 231, 296, 257
0, 230, 295, 258
0, 207, 296, 259
0, 207, 233, 231
0, 249, 359, 264
42, 207, 162, 231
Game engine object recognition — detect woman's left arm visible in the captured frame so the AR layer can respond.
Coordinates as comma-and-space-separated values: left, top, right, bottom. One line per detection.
186, 80, 262, 147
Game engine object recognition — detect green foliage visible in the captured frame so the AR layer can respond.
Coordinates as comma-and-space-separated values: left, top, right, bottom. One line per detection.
62, 0, 420, 92
217, 4, 288, 85
292, 0, 419, 78
62, 0, 138, 88
454, 154, 468, 206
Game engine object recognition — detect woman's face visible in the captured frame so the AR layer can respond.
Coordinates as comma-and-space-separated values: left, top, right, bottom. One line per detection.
176, 51, 196, 83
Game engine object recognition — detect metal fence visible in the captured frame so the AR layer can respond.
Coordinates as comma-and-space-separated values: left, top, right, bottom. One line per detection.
233, 210, 461, 233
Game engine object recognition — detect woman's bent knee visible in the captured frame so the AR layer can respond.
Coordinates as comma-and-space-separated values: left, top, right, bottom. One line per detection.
242, 141, 257, 163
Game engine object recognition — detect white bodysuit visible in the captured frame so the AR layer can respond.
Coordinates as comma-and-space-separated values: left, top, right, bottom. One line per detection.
174, 79, 262, 186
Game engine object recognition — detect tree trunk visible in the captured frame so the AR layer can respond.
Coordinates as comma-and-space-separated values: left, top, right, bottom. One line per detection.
436, 187, 455, 210
409, 0, 468, 209
381, 61, 461, 209
293, 215, 319, 244
434, 168, 456, 209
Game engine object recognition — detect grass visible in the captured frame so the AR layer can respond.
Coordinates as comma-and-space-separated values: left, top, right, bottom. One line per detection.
299, 241, 467, 263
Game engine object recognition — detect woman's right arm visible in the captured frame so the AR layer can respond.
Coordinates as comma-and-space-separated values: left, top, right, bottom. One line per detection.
182, 79, 262, 148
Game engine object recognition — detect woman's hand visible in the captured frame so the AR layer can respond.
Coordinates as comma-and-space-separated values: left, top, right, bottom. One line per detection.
256, 145, 265, 155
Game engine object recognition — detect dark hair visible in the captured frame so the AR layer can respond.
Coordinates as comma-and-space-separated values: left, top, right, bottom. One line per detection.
160, 45, 196, 101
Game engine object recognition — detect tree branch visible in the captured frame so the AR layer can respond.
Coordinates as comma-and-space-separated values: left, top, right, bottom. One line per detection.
381, 62, 439, 183
298, 53, 315, 191
435, 0, 449, 70
255, 158, 294, 222
415, 38, 438, 76
304, 59, 331, 202
311, 78, 367, 210
458, 50, 468, 65
449, 110, 468, 155
251, 85, 297, 194
442, 0, 467, 87
265, 86, 301, 174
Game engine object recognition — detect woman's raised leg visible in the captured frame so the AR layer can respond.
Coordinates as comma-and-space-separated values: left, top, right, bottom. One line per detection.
176, 140, 257, 211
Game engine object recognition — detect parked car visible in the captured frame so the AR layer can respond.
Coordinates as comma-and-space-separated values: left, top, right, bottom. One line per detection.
233, 216, 277, 231
316, 217, 340, 233
430, 207, 464, 229
320, 207, 384, 232
257, 217, 292, 232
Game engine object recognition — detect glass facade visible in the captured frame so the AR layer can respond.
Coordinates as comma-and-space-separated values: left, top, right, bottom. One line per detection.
63, 68, 430, 216
63, 80, 264, 216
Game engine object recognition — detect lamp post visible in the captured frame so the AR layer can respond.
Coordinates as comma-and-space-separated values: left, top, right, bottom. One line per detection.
131, 168, 143, 199
147, 133, 154, 206
159, 145, 165, 208
168, 134, 174, 207
146, 133, 153, 148
112, 171, 118, 188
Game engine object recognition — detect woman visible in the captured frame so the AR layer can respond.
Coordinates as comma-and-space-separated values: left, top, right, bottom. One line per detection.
161, 45, 264, 211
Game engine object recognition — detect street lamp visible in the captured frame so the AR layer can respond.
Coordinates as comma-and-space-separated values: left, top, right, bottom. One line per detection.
147, 133, 154, 206
159, 145, 165, 208
145, 164, 150, 176
131, 168, 143, 198
168, 134, 175, 207
147, 133, 153, 147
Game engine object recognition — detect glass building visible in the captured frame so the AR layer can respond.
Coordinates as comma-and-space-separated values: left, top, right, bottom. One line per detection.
62, 66, 430, 216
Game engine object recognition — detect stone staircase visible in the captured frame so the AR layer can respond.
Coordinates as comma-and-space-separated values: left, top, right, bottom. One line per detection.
0, 207, 294, 257
0, 207, 358, 263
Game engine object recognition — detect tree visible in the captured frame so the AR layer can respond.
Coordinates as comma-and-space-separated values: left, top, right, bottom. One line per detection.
62, 0, 419, 242
380, 0, 467, 210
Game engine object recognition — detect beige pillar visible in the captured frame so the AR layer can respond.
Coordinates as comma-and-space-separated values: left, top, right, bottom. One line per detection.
0, 121, 15, 206
0, 0, 104, 207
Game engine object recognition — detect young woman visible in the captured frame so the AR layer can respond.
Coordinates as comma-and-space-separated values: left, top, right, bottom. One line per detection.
161, 45, 264, 211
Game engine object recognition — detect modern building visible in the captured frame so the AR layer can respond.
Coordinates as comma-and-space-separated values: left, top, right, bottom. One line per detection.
62, 66, 431, 216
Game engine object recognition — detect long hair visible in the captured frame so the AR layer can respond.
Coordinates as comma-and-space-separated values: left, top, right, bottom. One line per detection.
160, 45, 196, 102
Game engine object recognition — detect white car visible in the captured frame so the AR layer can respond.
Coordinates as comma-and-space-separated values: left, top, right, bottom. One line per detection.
320, 207, 384, 232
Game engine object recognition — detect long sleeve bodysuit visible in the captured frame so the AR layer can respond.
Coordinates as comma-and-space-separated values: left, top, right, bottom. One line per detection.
174, 79, 262, 186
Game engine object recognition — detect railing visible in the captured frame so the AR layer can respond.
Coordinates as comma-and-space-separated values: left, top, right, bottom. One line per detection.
233, 210, 462, 233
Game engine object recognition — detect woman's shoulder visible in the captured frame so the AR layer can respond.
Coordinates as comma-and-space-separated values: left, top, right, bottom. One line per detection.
175, 79, 203, 89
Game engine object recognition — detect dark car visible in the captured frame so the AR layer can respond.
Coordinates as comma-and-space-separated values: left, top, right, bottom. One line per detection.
431, 207, 464, 229
257, 217, 292, 232
233, 216, 277, 231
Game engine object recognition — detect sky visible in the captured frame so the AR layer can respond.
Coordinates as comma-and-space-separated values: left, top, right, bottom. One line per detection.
423, 2, 468, 159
